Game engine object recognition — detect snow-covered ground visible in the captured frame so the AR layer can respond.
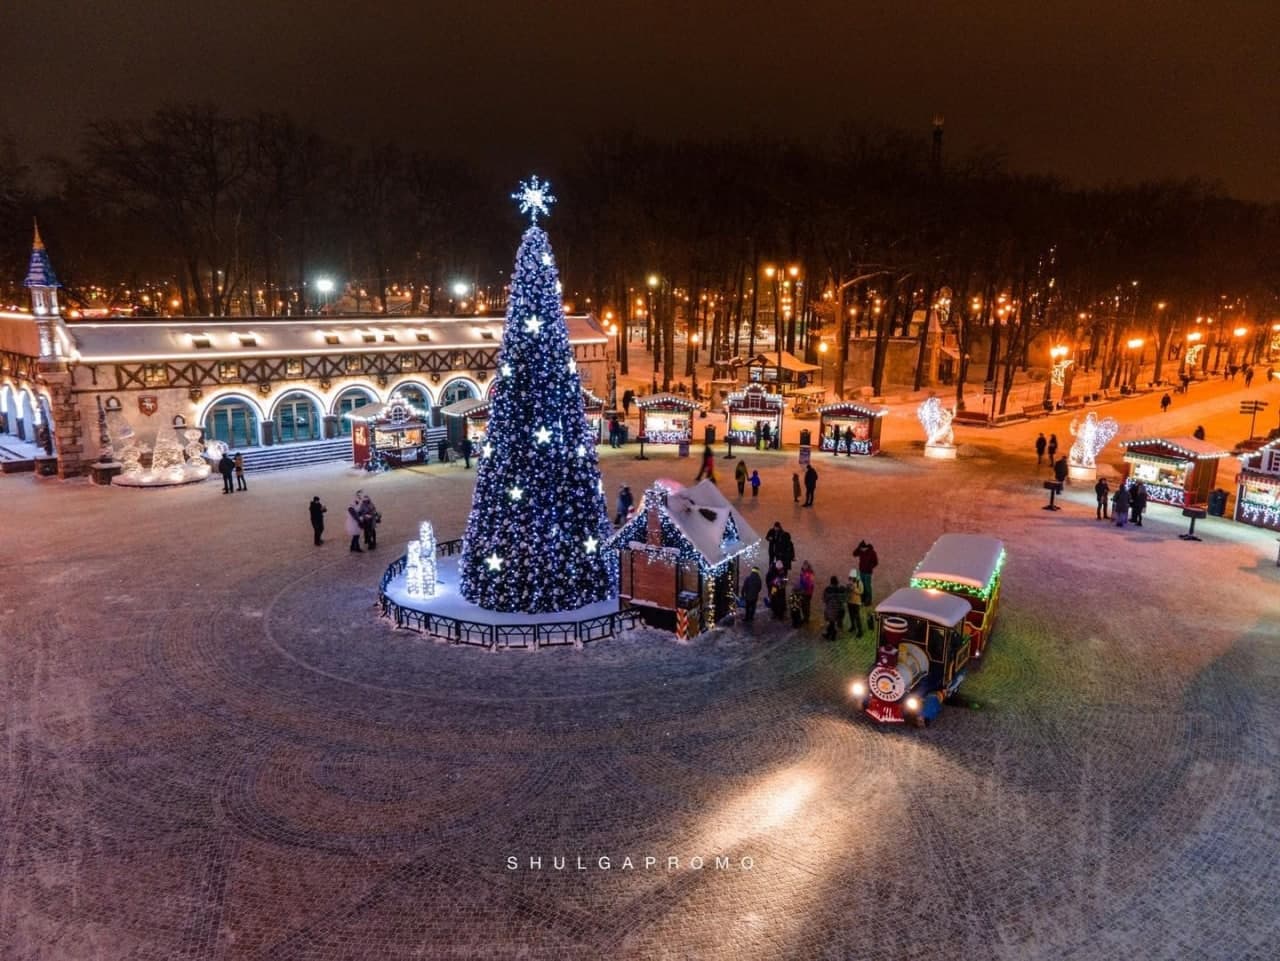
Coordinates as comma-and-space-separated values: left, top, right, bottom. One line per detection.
0, 371, 1277, 960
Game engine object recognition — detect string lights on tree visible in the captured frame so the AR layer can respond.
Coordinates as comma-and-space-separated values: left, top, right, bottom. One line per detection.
458, 177, 614, 613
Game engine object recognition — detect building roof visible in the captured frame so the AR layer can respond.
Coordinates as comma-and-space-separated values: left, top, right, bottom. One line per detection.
1119, 436, 1233, 460
876, 587, 972, 627
57, 314, 606, 363
636, 392, 701, 409
910, 533, 1006, 591
23, 224, 60, 289
818, 401, 889, 417
606, 478, 760, 569
441, 398, 491, 418
746, 351, 821, 373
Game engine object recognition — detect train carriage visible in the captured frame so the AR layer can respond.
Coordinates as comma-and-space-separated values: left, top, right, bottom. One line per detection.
908, 533, 1005, 659
849, 588, 972, 727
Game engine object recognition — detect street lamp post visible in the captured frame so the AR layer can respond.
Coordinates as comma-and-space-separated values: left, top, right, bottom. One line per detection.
647, 274, 660, 393
1126, 338, 1145, 389
315, 277, 335, 314
690, 332, 700, 400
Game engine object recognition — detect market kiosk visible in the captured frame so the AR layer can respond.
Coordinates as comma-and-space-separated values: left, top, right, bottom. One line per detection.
817, 401, 888, 455
348, 395, 431, 468
582, 388, 606, 444
607, 480, 759, 639
1119, 436, 1233, 507
724, 384, 784, 449
1234, 437, 1280, 531
440, 397, 491, 448
636, 393, 700, 445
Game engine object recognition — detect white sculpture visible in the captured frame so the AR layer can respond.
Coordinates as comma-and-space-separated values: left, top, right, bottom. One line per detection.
1068, 411, 1119, 480
918, 396, 956, 458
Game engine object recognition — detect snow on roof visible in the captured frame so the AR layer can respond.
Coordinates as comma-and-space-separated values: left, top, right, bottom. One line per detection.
441, 398, 491, 418
59, 314, 606, 363
818, 401, 889, 417
911, 533, 1005, 590
662, 479, 761, 566
876, 587, 972, 627
347, 400, 430, 423
636, 392, 701, 409
1119, 436, 1232, 459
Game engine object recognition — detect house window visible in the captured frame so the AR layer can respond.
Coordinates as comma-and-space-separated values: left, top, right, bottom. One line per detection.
399, 354, 415, 370
416, 332, 431, 343
143, 364, 167, 387
218, 361, 239, 381
362, 333, 377, 344
481, 331, 496, 341
285, 358, 303, 377
1264, 449, 1280, 475
238, 335, 258, 347
324, 333, 340, 346
383, 333, 397, 343
345, 355, 363, 373
191, 335, 212, 349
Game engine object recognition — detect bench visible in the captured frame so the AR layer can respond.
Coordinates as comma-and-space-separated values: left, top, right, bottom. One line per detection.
1022, 404, 1050, 419
954, 410, 990, 426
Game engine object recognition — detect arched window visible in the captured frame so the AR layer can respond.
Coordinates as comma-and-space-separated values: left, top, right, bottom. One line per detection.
334, 386, 376, 436
204, 396, 260, 448
272, 391, 321, 444
440, 379, 477, 407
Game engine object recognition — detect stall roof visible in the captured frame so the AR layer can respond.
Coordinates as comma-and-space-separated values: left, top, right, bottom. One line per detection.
1119, 436, 1233, 459
441, 398, 490, 418
726, 384, 784, 407
346, 400, 429, 423
911, 533, 1006, 591
636, 392, 701, 409
876, 587, 971, 627
661, 479, 761, 567
818, 401, 889, 417
746, 351, 821, 373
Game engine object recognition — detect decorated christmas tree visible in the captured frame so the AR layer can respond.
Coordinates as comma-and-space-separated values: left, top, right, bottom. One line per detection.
459, 178, 614, 613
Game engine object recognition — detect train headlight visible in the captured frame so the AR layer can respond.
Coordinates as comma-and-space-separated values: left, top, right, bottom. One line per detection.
850, 681, 865, 698
905, 696, 921, 712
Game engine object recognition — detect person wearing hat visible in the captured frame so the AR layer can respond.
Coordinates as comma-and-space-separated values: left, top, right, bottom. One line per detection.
741, 565, 763, 625
766, 560, 788, 620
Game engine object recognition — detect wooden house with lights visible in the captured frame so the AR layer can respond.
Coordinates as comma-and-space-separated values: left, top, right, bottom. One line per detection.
1234, 436, 1280, 531
817, 401, 889, 455
1119, 436, 1233, 507
443, 387, 605, 447
347, 394, 432, 467
724, 384, 784, 448
607, 479, 760, 638
636, 393, 700, 445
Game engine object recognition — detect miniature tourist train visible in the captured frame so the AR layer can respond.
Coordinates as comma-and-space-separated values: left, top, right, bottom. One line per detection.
848, 533, 1006, 727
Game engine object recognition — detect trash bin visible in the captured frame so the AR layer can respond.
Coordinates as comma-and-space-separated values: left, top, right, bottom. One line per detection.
704, 425, 716, 446
1207, 489, 1228, 516
678, 440, 690, 457
617, 424, 629, 445
799, 429, 811, 447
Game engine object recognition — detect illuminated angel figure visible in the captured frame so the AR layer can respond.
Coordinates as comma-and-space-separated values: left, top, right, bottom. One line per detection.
917, 396, 955, 447
1051, 357, 1074, 386
511, 175, 556, 224
1068, 411, 1119, 469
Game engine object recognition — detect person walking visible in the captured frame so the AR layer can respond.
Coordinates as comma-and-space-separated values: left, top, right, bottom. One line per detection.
1053, 455, 1069, 486
309, 496, 327, 545
1035, 433, 1047, 465
735, 459, 748, 497
846, 568, 865, 636
1130, 481, 1147, 526
461, 436, 473, 469
767, 522, 785, 567
1244, 366, 1255, 388
741, 565, 763, 625
1047, 434, 1059, 463
853, 540, 879, 605
622, 389, 634, 418
796, 561, 816, 624
803, 464, 818, 507
614, 485, 634, 525
761, 422, 772, 449
843, 426, 855, 457
233, 452, 247, 491
437, 437, 450, 464
791, 472, 802, 504
218, 452, 235, 494
766, 561, 788, 620
749, 469, 761, 497
1160, 392, 1172, 413
345, 494, 365, 552
1094, 477, 1110, 520
822, 576, 847, 640
695, 445, 717, 483
359, 494, 379, 549
1112, 483, 1130, 528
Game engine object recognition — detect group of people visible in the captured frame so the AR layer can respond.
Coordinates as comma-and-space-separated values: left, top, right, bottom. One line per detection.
733, 460, 762, 497
739, 525, 879, 640
825, 424, 862, 456
1094, 477, 1148, 527
217, 452, 247, 493
341, 491, 381, 552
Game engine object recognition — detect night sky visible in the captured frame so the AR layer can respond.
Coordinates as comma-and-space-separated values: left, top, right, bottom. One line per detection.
4, 0, 1276, 200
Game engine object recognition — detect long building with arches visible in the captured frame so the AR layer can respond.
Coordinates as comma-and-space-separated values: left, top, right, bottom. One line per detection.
0, 229, 609, 478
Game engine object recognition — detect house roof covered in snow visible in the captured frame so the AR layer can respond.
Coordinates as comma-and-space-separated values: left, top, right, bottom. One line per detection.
1119, 436, 1233, 460
608, 478, 760, 569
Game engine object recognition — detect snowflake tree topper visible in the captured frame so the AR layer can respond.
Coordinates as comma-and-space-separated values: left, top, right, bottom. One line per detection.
512, 175, 556, 224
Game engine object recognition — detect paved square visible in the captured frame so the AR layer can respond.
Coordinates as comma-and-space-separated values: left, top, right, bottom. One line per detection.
1, 407, 1277, 959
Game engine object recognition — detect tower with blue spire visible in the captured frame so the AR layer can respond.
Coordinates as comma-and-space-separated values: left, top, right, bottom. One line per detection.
25, 220, 62, 320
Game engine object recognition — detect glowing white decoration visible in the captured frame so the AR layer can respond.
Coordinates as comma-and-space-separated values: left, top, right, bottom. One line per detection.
482, 442, 493, 458
1051, 358, 1074, 386
568, 358, 577, 374
541, 253, 553, 266
534, 426, 552, 444
576, 444, 586, 457
524, 315, 543, 334
416, 521, 438, 596
1069, 412, 1120, 469
485, 553, 503, 571
584, 536, 598, 553
917, 396, 955, 447
405, 540, 426, 597
1184, 344, 1205, 365
509, 486, 524, 501
512, 175, 556, 223
501, 363, 513, 377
